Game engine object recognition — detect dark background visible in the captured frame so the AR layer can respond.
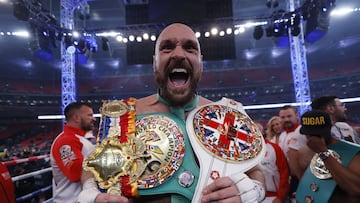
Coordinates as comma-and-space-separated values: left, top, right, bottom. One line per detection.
0, 0, 359, 125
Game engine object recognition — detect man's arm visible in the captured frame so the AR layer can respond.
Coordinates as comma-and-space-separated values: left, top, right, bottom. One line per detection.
307, 136, 360, 196
246, 165, 266, 190
296, 145, 315, 179
287, 148, 302, 179
325, 152, 360, 196
78, 170, 129, 203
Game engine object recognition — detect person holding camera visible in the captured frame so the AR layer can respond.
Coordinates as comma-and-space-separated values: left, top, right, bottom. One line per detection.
296, 110, 360, 203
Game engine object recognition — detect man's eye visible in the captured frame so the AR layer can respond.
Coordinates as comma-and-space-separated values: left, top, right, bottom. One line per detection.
161, 44, 174, 51
184, 44, 197, 52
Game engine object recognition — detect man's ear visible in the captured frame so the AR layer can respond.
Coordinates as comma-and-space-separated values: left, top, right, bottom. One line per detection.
325, 104, 335, 113
73, 113, 80, 122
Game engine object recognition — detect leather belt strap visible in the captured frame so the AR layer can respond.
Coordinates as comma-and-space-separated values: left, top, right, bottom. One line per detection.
186, 97, 266, 202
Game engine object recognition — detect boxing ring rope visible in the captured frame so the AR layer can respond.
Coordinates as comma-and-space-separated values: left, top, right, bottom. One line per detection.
16, 184, 52, 202
3, 154, 50, 166
2, 154, 53, 202
12, 167, 52, 182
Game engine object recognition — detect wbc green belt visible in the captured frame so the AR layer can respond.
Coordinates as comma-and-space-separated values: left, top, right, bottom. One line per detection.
83, 99, 198, 202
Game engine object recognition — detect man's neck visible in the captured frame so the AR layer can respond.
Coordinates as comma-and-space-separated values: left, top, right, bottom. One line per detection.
157, 93, 199, 120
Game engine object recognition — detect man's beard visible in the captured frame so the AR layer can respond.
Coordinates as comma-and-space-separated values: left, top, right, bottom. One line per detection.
158, 77, 198, 107
283, 121, 294, 130
335, 113, 347, 122
81, 120, 93, 131
156, 59, 199, 107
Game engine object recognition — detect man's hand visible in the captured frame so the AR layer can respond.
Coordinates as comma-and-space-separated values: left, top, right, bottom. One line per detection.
201, 176, 241, 203
95, 193, 129, 203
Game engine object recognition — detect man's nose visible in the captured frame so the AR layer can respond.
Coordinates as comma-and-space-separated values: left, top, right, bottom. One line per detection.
171, 45, 186, 60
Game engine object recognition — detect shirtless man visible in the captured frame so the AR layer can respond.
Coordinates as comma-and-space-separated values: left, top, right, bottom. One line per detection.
77, 23, 266, 203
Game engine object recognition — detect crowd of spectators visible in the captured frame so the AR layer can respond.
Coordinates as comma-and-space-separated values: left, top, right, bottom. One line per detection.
0, 122, 61, 203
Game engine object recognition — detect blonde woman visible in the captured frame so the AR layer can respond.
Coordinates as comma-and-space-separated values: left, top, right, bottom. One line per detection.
266, 116, 283, 145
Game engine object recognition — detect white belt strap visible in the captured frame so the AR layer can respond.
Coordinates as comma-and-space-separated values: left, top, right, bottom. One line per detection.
186, 97, 266, 203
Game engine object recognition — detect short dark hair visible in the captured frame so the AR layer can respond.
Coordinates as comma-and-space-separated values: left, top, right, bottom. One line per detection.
311, 96, 338, 110
280, 105, 297, 113
64, 102, 92, 121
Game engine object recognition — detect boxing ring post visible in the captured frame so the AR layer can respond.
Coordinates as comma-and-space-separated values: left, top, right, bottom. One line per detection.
2, 154, 53, 203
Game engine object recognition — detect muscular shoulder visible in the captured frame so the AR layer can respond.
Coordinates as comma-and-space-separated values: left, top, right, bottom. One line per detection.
198, 96, 212, 106
135, 95, 212, 114
297, 145, 314, 170
136, 94, 157, 107
136, 94, 169, 115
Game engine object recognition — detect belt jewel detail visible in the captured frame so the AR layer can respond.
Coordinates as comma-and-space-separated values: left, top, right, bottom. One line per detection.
310, 149, 341, 179
178, 170, 194, 188
305, 195, 313, 203
101, 100, 130, 118
310, 183, 318, 192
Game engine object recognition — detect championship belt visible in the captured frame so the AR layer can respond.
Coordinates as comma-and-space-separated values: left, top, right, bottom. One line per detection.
83, 98, 145, 196
310, 149, 341, 179
83, 99, 187, 198
186, 97, 266, 203
135, 114, 185, 190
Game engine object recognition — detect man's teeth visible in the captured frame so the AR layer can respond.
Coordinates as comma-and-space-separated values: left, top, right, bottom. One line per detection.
171, 68, 187, 73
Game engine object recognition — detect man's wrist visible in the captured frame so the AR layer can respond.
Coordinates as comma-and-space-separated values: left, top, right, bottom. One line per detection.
77, 178, 101, 203
229, 173, 265, 203
318, 151, 331, 161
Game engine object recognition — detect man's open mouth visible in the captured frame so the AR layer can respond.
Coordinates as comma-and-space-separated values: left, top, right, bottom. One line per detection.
169, 68, 189, 85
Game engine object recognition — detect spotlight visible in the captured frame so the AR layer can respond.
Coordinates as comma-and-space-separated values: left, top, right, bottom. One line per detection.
273, 1, 279, 8
49, 30, 57, 48
320, 0, 336, 13
291, 26, 301, 36
290, 13, 301, 26
76, 2, 90, 20
305, 7, 329, 43
266, 0, 272, 8
56, 32, 63, 41
85, 37, 98, 52
265, 27, 273, 37
45, 13, 59, 26
271, 23, 285, 37
253, 25, 264, 40
29, 26, 54, 62
101, 37, 110, 51
13, 1, 29, 21
64, 35, 73, 47
76, 39, 87, 54
266, 0, 279, 8
66, 46, 76, 54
